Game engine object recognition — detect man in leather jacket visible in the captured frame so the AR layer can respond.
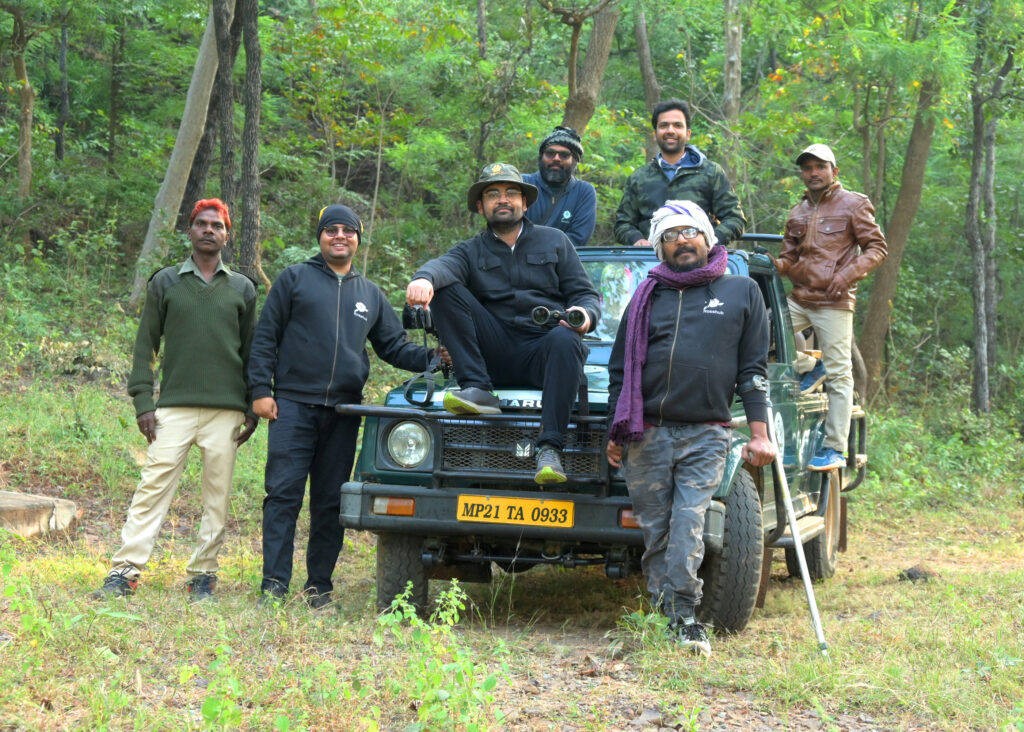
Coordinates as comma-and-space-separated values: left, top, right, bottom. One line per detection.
775, 144, 887, 471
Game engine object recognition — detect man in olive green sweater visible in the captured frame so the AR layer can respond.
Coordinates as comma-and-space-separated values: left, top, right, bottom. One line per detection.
92, 199, 258, 603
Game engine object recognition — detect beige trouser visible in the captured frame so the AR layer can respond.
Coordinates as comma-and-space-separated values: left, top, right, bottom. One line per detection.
110, 407, 244, 579
788, 299, 853, 453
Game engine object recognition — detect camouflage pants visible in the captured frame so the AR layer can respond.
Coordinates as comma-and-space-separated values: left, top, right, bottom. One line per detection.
623, 423, 729, 622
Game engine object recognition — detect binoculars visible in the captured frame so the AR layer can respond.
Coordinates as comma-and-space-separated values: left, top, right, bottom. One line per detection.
402, 304, 435, 334
531, 305, 586, 329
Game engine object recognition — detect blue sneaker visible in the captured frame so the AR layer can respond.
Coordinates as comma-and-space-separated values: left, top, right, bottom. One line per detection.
808, 447, 845, 471
800, 360, 827, 393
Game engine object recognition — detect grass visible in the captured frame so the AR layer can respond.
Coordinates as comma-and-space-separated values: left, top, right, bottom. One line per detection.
2, 379, 1024, 730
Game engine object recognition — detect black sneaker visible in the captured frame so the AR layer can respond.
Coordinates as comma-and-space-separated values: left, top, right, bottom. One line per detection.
91, 569, 138, 599
304, 590, 334, 610
257, 580, 288, 607
534, 446, 567, 485
673, 619, 712, 657
443, 387, 501, 415
185, 573, 217, 603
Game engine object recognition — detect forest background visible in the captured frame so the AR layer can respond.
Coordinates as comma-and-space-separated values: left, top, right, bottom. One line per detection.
1, 1, 1024, 729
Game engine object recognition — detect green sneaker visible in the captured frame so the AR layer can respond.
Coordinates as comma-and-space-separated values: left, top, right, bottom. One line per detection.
442, 387, 501, 415
534, 446, 567, 485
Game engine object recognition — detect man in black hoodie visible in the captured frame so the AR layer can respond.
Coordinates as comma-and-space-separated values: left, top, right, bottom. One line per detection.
249, 204, 433, 607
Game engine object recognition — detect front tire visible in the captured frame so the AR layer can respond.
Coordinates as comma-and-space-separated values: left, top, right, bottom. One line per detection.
375, 533, 427, 612
785, 469, 841, 580
698, 469, 764, 633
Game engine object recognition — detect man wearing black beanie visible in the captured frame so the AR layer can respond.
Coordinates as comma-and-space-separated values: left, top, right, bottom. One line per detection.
249, 204, 434, 608
523, 126, 597, 248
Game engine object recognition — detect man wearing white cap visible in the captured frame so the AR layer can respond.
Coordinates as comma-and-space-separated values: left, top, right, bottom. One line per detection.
606, 200, 775, 655
775, 144, 887, 471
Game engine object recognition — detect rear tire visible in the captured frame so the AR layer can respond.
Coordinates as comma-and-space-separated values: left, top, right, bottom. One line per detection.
376, 533, 427, 613
698, 469, 763, 633
785, 469, 841, 580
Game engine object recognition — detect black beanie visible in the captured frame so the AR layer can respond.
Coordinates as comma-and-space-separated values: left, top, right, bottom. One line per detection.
539, 126, 584, 160
317, 204, 362, 243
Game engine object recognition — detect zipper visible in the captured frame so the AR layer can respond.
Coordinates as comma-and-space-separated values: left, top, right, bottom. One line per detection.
657, 288, 685, 423
325, 276, 343, 405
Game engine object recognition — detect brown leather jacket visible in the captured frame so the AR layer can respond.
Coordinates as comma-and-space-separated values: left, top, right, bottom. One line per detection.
776, 182, 887, 311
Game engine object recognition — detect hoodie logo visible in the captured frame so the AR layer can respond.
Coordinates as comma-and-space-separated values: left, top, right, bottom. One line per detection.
354, 301, 369, 321
703, 297, 724, 315
561, 210, 572, 221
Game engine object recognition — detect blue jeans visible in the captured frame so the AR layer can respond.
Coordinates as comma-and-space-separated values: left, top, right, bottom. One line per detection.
623, 423, 730, 621
261, 397, 360, 595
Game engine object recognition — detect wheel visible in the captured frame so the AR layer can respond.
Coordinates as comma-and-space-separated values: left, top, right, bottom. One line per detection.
697, 469, 764, 633
375, 533, 427, 612
785, 469, 841, 580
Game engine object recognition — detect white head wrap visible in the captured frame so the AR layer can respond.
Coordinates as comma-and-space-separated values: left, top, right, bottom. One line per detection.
648, 200, 718, 262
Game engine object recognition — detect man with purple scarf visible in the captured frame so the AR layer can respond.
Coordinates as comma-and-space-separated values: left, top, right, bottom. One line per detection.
606, 200, 775, 656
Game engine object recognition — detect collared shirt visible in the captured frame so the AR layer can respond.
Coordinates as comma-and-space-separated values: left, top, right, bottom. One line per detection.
657, 149, 703, 182
178, 255, 229, 284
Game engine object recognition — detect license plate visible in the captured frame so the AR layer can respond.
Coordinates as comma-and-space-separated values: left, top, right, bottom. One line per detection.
456, 495, 574, 528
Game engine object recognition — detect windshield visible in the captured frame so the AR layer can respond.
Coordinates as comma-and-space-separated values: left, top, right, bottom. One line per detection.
583, 258, 658, 341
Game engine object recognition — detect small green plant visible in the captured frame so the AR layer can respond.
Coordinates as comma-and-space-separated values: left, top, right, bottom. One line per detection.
373, 580, 508, 731
614, 607, 671, 651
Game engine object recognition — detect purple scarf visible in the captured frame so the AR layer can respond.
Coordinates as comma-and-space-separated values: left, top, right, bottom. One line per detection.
609, 244, 729, 443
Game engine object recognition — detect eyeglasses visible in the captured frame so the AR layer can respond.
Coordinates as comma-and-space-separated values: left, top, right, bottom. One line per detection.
662, 227, 701, 242
542, 149, 574, 161
323, 225, 359, 238
482, 188, 523, 201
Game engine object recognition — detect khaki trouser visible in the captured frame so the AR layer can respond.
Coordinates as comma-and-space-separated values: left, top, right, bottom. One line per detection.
110, 407, 244, 579
788, 299, 853, 453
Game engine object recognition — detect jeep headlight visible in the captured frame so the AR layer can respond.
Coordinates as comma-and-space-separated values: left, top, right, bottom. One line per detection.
386, 421, 431, 468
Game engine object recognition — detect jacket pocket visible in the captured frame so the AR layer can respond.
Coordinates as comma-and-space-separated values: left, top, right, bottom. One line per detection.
525, 250, 560, 291
786, 218, 808, 240
818, 216, 848, 236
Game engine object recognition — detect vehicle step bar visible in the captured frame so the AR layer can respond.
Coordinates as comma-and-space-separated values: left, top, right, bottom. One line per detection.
771, 515, 825, 548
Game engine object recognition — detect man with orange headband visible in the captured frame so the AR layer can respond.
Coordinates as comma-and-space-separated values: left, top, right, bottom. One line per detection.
93, 199, 258, 603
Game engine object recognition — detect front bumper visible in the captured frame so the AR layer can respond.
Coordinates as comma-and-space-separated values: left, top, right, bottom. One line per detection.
339, 481, 726, 553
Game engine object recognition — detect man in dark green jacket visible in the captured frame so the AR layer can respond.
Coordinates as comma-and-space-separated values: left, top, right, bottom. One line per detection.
93, 199, 258, 603
614, 99, 746, 248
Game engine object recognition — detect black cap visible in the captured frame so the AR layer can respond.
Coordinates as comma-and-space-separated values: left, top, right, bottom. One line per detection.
317, 204, 362, 243
539, 126, 583, 160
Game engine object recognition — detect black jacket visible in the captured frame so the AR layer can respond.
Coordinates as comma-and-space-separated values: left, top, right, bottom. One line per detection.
608, 275, 769, 428
249, 255, 430, 406
413, 219, 601, 333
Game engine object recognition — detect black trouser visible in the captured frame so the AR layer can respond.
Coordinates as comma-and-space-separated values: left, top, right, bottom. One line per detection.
261, 397, 359, 595
430, 282, 584, 450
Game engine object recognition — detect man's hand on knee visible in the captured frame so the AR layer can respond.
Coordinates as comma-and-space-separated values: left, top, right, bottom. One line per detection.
406, 278, 434, 307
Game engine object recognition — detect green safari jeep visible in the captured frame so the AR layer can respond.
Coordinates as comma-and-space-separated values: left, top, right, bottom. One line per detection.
336, 237, 867, 632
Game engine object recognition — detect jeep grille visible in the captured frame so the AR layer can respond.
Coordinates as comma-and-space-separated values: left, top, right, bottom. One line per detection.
439, 419, 604, 478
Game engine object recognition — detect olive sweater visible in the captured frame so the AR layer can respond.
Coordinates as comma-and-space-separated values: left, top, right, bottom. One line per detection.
127, 260, 257, 416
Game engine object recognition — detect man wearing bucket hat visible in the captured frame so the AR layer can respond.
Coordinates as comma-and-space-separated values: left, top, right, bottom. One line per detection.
406, 163, 601, 485
249, 204, 434, 608
775, 144, 887, 472
605, 200, 775, 655
523, 126, 597, 248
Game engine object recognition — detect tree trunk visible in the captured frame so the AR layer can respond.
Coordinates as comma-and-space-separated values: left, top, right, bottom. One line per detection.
858, 81, 940, 403
562, 3, 620, 132
633, 4, 660, 159
236, 0, 266, 288
55, 21, 68, 162
476, 0, 486, 59
108, 18, 125, 164
722, 0, 742, 182
128, 3, 233, 310
7, 7, 33, 198
214, 0, 237, 219
176, 87, 219, 232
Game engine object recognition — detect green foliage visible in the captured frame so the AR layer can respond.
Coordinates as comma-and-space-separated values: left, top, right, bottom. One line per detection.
373, 581, 509, 731
864, 403, 1024, 510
